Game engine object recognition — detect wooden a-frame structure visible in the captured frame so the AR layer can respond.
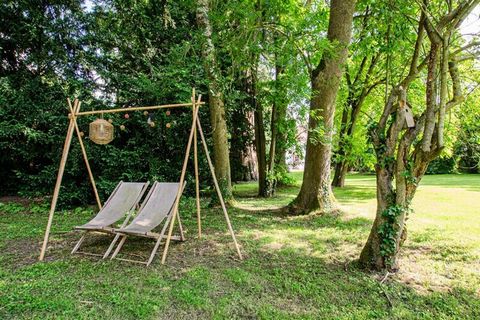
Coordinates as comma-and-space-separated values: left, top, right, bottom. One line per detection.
38, 88, 243, 264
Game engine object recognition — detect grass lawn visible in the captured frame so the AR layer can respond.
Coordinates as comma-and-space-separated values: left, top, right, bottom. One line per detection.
0, 173, 479, 319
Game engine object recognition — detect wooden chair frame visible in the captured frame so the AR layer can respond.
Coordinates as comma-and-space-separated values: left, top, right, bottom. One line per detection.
71, 181, 150, 259
38, 88, 243, 265
109, 181, 186, 266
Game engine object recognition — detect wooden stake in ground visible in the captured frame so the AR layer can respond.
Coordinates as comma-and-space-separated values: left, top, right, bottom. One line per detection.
193, 96, 202, 238
67, 98, 102, 210
39, 99, 80, 261
196, 112, 243, 260
161, 89, 200, 264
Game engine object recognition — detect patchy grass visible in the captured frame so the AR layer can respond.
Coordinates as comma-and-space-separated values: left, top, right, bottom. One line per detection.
0, 173, 479, 319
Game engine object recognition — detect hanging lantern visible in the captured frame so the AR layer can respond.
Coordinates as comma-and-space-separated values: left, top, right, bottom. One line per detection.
89, 118, 114, 145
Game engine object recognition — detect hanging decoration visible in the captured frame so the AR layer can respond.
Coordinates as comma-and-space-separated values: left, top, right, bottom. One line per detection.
89, 117, 114, 145
145, 112, 156, 127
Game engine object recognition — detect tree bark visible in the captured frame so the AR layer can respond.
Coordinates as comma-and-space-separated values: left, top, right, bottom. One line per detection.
196, 0, 233, 200
230, 106, 258, 182
273, 65, 289, 183
332, 160, 349, 187
290, 0, 357, 213
251, 67, 268, 197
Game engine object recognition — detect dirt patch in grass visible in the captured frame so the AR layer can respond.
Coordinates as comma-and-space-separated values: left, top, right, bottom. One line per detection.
1, 231, 82, 269
1, 238, 40, 268
0, 196, 47, 207
391, 245, 480, 296
0, 196, 33, 206
1, 228, 243, 273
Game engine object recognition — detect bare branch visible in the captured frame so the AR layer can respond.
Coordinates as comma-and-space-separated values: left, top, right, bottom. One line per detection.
445, 59, 465, 111
452, 41, 480, 55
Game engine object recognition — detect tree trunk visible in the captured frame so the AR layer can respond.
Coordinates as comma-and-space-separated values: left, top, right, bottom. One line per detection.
358, 0, 475, 271
290, 0, 357, 214
230, 107, 258, 182
273, 65, 289, 184
196, 0, 233, 200
332, 54, 379, 188
251, 67, 268, 197
332, 100, 350, 188
332, 160, 348, 187
332, 100, 363, 187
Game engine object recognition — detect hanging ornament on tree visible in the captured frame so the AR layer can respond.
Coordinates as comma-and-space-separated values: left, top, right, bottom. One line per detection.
89, 114, 114, 145
120, 125, 126, 131
146, 112, 156, 127
124, 113, 130, 119
166, 122, 171, 128
147, 116, 155, 127
108, 118, 113, 123
166, 110, 171, 116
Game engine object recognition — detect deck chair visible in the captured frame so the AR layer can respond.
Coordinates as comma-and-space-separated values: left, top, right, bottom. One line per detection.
109, 181, 185, 266
71, 181, 150, 258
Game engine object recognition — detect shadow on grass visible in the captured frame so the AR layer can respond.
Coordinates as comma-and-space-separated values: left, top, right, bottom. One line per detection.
334, 185, 376, 203
1, 205, 479, 319
4, 230, 479, 319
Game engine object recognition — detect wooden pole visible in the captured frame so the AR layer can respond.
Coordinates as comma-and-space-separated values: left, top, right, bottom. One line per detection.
67, 99, 102, 210
75, 101, 205, 117
39, 99, 80, 261
196, 114, 243, 260
161, 90, 200, 264
193, 96, 202, 238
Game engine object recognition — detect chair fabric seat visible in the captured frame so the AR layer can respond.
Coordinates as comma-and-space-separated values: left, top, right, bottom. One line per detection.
76, 182, 147, 230
115, 182, 180, 235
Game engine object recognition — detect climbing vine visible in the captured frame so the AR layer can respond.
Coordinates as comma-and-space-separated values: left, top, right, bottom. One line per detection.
378, 205, 404, 267
377, 204, 408, 267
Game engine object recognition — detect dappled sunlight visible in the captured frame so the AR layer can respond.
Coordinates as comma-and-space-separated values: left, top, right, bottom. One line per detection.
244, 222, 367, 264
233, 173, 480, 296
2, 173, 480, 318
396, 245, 480, 296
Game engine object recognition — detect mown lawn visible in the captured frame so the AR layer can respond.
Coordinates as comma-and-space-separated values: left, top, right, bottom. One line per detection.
0, 173, 479, 319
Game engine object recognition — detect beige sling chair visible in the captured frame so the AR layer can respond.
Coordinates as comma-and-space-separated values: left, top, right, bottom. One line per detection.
109, 181, 185, 266
71, 181, 150, 258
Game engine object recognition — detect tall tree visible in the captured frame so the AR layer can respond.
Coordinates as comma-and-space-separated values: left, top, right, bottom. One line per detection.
359, 0, 479, 270
196, 0, 233, 201
290, 0, 357, 213
332, 4, 384, 187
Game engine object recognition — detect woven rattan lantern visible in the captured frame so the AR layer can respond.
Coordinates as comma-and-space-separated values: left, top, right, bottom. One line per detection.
89, 118, 114, 145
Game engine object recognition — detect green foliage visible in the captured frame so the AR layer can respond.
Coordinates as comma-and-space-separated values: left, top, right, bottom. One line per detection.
308, 110, 331, 146
426, 156, 457, 175
378, 204, 408, 267
0, 1, 214, 206
454, 90, 480, 174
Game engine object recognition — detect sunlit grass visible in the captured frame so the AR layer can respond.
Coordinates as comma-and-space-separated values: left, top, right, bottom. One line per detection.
234, 173, 480, 294
0, 173, 479, 318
